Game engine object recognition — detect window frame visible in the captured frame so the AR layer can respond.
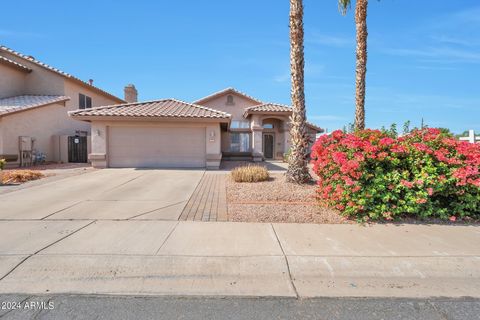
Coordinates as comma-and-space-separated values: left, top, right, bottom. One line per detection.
229, 132, 250, 152
231, 120, 250, 129
79, 93, 92, 109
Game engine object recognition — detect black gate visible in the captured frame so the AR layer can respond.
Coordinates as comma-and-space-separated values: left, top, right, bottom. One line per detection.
68, 136, 88, 163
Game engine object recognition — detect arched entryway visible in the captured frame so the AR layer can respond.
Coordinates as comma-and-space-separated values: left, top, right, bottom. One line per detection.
261, 117, 289, 160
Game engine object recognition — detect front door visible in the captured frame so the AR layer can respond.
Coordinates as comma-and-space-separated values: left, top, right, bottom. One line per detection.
263, 134, 274, 159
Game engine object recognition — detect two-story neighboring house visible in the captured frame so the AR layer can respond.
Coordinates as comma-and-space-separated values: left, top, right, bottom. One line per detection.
69, 88, 322, 169
0, 45, 125, 167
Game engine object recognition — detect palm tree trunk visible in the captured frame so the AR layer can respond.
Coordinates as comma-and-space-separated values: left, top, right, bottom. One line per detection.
286, 0, 311, 183
354, 0, 368, 130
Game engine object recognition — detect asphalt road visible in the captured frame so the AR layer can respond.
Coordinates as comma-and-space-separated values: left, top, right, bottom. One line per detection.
1, 295, 479, 320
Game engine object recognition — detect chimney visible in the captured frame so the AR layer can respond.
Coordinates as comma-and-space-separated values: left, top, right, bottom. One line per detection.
124, 84, 138, 103
88, 79, 94, 85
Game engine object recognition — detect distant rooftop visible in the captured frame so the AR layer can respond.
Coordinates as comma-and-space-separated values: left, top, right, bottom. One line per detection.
0, 95, 70, 116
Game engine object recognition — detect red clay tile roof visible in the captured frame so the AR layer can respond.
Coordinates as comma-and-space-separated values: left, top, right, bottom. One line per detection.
69, 99, 231, 120
305, 122, 324, 133
245, 103, 292, 114
0, 45, 124, 103
244, 103, 324, 132
0, 95, 70, 116
194, 87, 263, 105
0, 55, 32, 73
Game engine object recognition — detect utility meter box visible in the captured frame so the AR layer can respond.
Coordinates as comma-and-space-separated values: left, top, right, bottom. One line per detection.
19, 136, 33, 151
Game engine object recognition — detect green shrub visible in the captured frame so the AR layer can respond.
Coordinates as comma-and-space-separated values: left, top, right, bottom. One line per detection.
311, 128, 480, 222
231, 164, 270, 183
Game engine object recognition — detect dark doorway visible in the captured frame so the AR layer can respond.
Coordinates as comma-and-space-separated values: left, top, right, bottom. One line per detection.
263, 134, 274, 159
68, 136, 88, 163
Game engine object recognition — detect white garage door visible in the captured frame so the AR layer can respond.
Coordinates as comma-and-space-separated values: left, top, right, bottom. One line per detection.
108, 126, 206, 168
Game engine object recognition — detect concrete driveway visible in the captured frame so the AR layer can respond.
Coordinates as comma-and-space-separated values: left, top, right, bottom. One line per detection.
0, 168, 479, 299
0, 169, 204, 220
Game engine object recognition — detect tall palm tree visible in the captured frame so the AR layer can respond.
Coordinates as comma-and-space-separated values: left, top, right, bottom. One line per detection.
286, 0, 311, 183
339, 0, 368, 130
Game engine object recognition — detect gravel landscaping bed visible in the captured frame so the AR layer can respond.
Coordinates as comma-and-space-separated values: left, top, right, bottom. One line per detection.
226, 173, 346, 223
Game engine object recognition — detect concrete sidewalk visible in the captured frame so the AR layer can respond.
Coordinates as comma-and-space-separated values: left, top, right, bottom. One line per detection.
0, 221, 479, 298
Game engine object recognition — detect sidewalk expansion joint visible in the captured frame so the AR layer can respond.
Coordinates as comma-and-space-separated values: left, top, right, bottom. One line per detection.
0, 220, 96, 282
127, 201, 187, 220
40, 200, 84, 220
99, 173, 146, 194
270, 223, 299, 299
154, 221, 180, 255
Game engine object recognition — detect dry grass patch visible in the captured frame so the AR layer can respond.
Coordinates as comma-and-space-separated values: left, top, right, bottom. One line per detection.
1, 170, 45, 184
231, 164, 269, 183
227, 173, 346, 224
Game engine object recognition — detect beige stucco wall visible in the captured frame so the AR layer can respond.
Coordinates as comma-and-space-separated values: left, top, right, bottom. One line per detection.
197, 91, 320, 160
0, 64, 26, 98
0, 101, 79, 162
199, 93, 258, 121
63, 80, 122, 135
64, 81, 120, 115
87, 120, 222, 169
1, 51, 65, 96
0, 53, 122, 164
200, 93, 258, 156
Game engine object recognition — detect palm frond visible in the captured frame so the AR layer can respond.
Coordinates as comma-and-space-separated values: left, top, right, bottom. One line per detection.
338, 0, 351, 15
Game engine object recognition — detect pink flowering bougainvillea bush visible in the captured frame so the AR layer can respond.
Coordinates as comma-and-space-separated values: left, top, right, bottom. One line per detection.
311, 128, 480, 222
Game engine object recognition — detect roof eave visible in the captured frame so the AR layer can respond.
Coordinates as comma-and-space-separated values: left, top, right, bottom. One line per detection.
69, 114, 231, 123
66, 77, 125, 104
0, 58, 32, 73
1, 45, 124, 103
244, 110, 292, 117
194, 88, 263, 105
0, 98, 70, 118
307, 123, 324, 133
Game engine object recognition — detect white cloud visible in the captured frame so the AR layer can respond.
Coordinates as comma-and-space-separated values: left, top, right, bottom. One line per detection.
309, 115, 348, 121
382, 46, 480, 63
430, 35, 480, 47
274, 63, 324, 83
0, 29, 44, 38
307, 32, 353, 47
273, 72, 289, 83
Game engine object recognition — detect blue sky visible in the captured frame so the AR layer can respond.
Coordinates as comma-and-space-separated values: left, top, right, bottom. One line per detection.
1, 0, 479, 134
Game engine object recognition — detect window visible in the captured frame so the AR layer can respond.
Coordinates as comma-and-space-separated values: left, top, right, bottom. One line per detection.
79, 93, 92, 109
263, 123, 274, 129
226, 94, 234, 105
231, 120, 250, 129
230, 133, 250, 152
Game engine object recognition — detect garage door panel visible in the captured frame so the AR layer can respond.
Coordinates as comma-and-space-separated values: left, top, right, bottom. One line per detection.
108, 126, 206, 168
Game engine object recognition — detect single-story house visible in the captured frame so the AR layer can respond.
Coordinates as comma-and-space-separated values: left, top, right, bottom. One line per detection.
69, 88, 323, 169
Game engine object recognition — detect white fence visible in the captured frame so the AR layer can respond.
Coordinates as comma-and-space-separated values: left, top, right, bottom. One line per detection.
459, 130, 480, 144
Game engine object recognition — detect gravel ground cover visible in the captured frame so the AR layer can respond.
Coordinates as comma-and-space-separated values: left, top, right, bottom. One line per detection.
4, 162, 89, 171
226, 173, 346, 223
